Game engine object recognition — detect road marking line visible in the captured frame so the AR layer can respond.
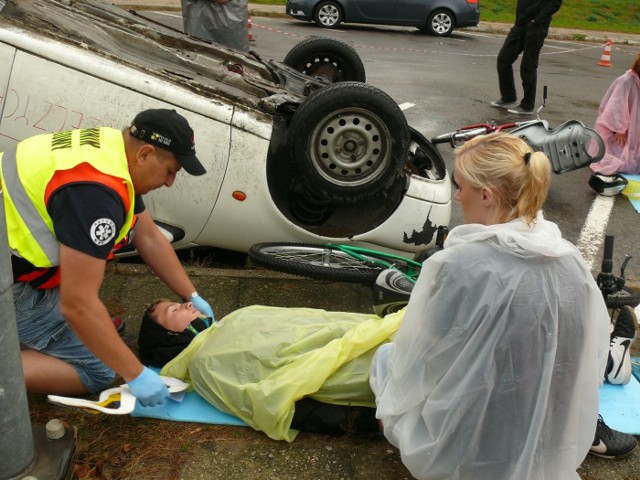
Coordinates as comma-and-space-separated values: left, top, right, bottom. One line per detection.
398, 102, 415, 111
576, 195, 615, 271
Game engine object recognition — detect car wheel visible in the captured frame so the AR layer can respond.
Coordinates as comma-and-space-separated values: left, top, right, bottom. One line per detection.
313, 1, 343, 28
288, 81, 409, 203
425, 9, 454, 36
283, 37, 366, 83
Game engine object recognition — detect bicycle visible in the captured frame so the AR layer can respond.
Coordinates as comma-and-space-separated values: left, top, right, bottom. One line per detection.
430, 87, 605, 174
248, 227, 447, 284
248, 242, 424, 284
248, 231, 640, 312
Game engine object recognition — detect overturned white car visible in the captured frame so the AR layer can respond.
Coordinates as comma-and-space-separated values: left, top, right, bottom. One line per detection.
0, 0, 451, 255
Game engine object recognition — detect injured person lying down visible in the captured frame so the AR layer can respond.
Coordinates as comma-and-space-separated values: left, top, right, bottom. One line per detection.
137, 299, 389, 441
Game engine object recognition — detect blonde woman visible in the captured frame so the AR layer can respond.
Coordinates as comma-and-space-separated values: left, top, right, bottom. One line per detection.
370, 133, 615, 479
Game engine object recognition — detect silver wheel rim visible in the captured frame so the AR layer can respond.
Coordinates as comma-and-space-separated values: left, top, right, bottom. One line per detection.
318, 5, 339, 27
309, 107, 392, 188
431, 13, 452, 34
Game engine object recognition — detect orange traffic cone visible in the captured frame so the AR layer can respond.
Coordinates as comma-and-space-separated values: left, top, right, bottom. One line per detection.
248, 15, 255, 44
597, 40, 613, 67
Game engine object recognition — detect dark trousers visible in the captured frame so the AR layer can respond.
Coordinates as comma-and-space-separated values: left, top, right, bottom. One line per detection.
496, 23, 548, 110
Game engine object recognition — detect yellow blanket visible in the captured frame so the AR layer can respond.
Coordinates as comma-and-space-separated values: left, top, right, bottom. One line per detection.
162, 305, 403, 441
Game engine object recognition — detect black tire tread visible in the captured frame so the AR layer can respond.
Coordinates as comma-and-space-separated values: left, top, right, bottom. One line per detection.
283, 37, 366, 83
248, 242, 387, 283
606, 286, 640, 309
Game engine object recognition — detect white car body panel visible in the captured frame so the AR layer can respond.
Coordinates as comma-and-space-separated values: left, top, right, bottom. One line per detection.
0, 0, 452, 256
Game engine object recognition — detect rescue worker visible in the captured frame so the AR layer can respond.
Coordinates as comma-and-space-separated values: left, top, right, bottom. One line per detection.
0, 108, 214, 407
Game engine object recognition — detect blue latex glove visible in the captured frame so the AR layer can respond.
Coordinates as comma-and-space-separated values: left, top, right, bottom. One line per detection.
127, 367, 170, 407
192, 293, 215, 321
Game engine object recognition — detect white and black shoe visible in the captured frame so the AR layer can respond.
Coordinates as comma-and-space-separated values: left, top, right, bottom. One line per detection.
590, 415, 637, 458
490, 98, 517, 108
605, 305, 638, 385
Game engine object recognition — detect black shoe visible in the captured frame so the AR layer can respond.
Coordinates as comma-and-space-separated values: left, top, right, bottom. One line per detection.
590, 415, 637, 458
490, 98, 517, 108
606, 306, 638, 384
507, 105, 534, 115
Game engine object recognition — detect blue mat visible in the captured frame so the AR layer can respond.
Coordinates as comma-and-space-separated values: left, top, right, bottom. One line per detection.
622, 174, 640, 213
130, 367, 246, 426
131, 387, 246, 426
130, 364, 640, 433
598, 357, 640, 435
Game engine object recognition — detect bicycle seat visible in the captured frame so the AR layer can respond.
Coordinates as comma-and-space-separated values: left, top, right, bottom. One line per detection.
511, 120, 605, 174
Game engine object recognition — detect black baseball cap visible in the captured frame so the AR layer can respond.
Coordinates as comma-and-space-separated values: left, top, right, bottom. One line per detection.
130, 109, 206, 176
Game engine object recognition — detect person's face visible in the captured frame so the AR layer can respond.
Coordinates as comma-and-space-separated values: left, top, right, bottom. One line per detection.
153, 301, 202, 332
452, 168, 495, 225
130, 144, 181, 194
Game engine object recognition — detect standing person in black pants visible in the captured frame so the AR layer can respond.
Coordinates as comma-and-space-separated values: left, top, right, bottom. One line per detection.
490, 0, 563, 115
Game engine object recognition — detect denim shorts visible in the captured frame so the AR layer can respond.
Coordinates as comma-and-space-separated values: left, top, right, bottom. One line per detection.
13, 281, 115, 393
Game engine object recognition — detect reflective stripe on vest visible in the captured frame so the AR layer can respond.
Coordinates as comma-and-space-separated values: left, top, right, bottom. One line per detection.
2, 149, 59, 264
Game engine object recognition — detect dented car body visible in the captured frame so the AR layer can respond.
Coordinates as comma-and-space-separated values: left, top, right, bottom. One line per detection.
0, 0, 451, 255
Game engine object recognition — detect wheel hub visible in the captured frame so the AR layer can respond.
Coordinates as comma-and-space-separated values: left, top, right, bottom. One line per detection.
310, 108, 390, 187
318, 6, 339, 26
303, 57, 340, 82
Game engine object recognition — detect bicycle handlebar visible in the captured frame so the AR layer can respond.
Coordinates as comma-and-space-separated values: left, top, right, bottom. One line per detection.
430, 119, 541, 147
431, 126, 491, 145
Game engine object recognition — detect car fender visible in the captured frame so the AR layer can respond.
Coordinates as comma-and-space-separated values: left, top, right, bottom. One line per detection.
353, 174, 452, 251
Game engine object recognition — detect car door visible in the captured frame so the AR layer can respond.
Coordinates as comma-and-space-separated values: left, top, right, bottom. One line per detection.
0, 42, 231, 250
350, 0, 399, 22
394, 0, 433, 24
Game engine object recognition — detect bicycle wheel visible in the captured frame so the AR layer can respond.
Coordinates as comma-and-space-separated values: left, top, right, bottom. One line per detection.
606, 286, 640, 309
249, 242, 396, 283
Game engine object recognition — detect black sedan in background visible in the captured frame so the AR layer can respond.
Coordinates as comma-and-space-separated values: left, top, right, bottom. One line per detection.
286, 0, 480, 36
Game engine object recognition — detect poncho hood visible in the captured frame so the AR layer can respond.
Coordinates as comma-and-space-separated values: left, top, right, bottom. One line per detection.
445, 211, 575, 260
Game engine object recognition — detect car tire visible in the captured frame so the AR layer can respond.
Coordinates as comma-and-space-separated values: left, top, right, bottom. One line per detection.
288, 81, 409, 203
283, 37, 366, 83
313, 1, 343, 28
422, 9, 454, 36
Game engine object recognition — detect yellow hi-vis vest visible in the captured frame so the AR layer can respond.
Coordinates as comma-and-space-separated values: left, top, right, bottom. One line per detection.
0, 127, 135, 268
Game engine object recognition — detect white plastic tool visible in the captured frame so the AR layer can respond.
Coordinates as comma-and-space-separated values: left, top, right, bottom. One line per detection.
48, 386, 136, 415
47, 376, 190, 414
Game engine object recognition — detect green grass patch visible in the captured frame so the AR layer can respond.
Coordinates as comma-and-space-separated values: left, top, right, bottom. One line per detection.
480, 0, 640, 34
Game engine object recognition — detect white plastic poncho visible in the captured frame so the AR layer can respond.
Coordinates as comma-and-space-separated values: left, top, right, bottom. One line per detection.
370, 214, 610, 480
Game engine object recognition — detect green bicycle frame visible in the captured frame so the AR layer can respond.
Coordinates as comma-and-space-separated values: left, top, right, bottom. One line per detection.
326, 243, 423, 282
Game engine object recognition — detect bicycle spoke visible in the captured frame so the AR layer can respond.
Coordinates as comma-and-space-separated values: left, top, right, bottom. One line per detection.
264, 247, 381, 271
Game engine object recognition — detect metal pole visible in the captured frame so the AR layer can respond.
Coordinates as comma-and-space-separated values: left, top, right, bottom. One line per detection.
0, 190, 35, 479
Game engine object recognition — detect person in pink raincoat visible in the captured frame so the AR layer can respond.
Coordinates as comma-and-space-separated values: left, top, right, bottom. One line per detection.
590, 53, 640, 175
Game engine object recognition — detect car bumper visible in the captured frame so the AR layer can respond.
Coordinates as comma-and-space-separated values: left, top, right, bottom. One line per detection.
285, 1, 312, 20
457, 5, 480, 28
